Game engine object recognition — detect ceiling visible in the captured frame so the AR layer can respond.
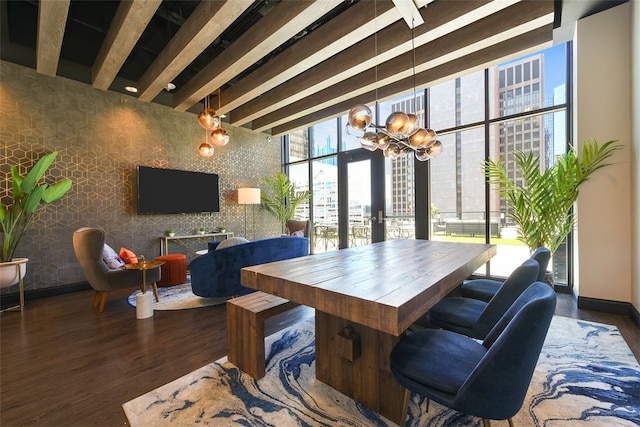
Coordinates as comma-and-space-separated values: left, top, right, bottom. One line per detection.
0, 0, 627, 136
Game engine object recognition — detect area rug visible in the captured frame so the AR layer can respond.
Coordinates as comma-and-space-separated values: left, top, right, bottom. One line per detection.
122, 316, 640, 426
127, 280, 230, 310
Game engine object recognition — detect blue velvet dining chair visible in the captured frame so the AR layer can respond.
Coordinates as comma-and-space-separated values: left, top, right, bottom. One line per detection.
459, 247, 551, 302
423, 258, 539, 340
391, 282, 556, 427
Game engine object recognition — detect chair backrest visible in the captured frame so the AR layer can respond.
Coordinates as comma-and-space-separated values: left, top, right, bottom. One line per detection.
72, 227, 110, 291
454, 282, 556, 419
472, 258, 539, 338
286, 219, 310, 237
531, 247, 551, 282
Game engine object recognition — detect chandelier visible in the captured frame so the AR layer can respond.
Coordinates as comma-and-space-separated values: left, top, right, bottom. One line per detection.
346, 104, 442, 161
197, 88, 229, 157
346, 10, 442, 162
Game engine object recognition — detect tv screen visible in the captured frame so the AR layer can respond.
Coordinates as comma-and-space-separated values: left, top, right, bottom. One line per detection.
137, 166, 220, 214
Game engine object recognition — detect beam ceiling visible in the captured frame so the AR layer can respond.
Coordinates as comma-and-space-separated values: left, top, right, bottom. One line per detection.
6, 0, 617, 137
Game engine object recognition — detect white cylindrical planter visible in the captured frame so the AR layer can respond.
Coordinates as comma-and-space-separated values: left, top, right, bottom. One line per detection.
136, 292, 154, 319
0, 258, 28, 288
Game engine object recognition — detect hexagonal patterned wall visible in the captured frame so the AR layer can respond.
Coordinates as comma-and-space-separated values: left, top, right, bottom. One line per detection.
1, 60, 281, 294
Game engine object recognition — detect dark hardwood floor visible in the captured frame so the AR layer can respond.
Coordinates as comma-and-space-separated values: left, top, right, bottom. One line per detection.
1, 287, 638, 426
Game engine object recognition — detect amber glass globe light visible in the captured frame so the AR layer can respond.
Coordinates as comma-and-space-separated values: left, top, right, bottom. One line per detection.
408, 128, 436, 148
198, 109, 219, 130
348, 104, 373, 131
427, 140, 443, 157
210, 128, 229, 146
360, 132, 379, 151
385, 111, 410, 137
198, 142, 215, 157
403, 113, 419, 137
384, 143, 402, 159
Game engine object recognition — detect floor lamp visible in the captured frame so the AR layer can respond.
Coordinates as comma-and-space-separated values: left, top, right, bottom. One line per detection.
238, 188, 260, 240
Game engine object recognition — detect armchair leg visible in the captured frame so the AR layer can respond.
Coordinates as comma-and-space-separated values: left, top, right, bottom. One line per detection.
482, 420, 491, 427
97, 292, 107, 313
152, 282, 159, 303
508, 419, 514, 427
93, 291, 100, 308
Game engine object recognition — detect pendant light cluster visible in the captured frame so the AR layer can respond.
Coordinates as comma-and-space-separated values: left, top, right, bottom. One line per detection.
198, 89, 229, 157
346, 11, 442, 162
346, 104, 442, 161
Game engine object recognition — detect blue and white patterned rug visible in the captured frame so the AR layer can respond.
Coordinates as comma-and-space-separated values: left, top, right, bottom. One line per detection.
122, 316, 640, 426
127, 280, 230, 310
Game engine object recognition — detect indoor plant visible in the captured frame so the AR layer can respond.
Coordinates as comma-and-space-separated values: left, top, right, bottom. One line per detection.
1, 151, 72, 285
259, 172, 310, 233
484, 138, 621, 255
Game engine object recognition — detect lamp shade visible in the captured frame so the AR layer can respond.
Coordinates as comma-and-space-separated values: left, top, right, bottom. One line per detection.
238, 188, 261, 205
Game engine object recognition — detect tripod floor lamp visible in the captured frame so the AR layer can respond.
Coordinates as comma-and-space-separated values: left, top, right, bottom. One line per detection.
238, 188, 260, 240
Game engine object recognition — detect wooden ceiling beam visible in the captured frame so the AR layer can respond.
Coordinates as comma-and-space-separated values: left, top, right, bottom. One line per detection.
255, 3, 553, 131
36, 0, 70, 76
172, 0, 343, 112
229, 0, 503, 127
92, 0, 162, 91
218, 0, 412, 115
137, 0, 254, 103
271, 24, 553, 136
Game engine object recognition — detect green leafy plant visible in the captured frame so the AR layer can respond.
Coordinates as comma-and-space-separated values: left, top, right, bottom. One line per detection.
259, 172, 310, 232
1, 151, 72, 262
484, 138, 621, 254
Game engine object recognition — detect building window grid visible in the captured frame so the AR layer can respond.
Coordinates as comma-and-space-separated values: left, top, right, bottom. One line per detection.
283, 46, 569, 282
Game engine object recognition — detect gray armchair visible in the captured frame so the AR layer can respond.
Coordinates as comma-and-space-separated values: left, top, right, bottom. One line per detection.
285, 219, 310, 237
72, 227, 160, 312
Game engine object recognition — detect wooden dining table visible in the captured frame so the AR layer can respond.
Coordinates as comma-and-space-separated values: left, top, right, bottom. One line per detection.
240, 239, 496, 424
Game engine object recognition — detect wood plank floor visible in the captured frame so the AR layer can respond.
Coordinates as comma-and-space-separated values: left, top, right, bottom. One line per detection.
1, 287, 638, 426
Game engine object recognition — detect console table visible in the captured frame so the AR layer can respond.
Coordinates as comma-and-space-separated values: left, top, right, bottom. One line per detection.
159, 232, 234, 256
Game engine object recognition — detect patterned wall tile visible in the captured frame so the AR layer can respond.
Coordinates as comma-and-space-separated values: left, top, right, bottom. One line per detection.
1, 61, 281, 293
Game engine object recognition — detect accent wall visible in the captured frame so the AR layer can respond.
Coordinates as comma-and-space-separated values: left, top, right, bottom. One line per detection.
1, 60, 281, 294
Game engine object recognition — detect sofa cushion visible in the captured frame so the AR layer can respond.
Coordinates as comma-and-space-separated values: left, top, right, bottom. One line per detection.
216, 237, 249, 250
103, 244, 124, 269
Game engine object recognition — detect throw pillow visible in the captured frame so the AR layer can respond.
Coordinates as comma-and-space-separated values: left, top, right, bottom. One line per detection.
119, 247, 138, 264
103, 244, 125, 269
291, 230, 304, 237
216, 237, 250, 250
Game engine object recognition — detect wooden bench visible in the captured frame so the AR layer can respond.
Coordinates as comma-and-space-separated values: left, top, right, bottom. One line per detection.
226, 291, 299, 379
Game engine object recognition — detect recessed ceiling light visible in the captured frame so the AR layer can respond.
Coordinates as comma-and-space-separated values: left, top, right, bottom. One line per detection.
125, 86, 138, 93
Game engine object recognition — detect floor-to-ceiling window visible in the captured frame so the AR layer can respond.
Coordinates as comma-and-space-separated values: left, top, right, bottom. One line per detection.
282, 43, 570, 285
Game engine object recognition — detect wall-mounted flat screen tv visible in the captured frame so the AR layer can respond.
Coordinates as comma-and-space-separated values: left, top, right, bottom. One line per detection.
137, 166, 220, 214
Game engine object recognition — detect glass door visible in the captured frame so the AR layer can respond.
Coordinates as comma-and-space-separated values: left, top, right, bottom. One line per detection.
337, 150, 385, 249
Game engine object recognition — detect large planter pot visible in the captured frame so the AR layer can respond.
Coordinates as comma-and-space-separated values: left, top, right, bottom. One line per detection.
0, 258, 28, 288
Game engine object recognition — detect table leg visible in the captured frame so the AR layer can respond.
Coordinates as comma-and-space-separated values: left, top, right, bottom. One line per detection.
314, 310, 407, 424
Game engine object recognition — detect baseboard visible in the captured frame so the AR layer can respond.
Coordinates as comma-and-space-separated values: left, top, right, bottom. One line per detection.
630, 304, 640, 329
577, 296, 635, 316
0, 282, 91, 310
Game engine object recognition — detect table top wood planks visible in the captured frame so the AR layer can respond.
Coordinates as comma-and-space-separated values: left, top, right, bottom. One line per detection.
241, 239, 497, 336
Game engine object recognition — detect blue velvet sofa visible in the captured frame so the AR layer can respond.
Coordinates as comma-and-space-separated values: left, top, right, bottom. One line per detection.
188, 236, 309, 298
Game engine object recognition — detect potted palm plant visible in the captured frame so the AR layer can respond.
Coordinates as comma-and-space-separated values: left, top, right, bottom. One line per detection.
1, 151, 72, 287
259, 172, 310, 233
485, 138, 621, 267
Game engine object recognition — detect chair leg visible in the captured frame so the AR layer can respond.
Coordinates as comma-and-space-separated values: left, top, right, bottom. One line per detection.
508, 418, 514, 427
482, 420, 491, 427
93, 291, 100, 307
98, 292, 107, 313
152, 282, 159, 303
